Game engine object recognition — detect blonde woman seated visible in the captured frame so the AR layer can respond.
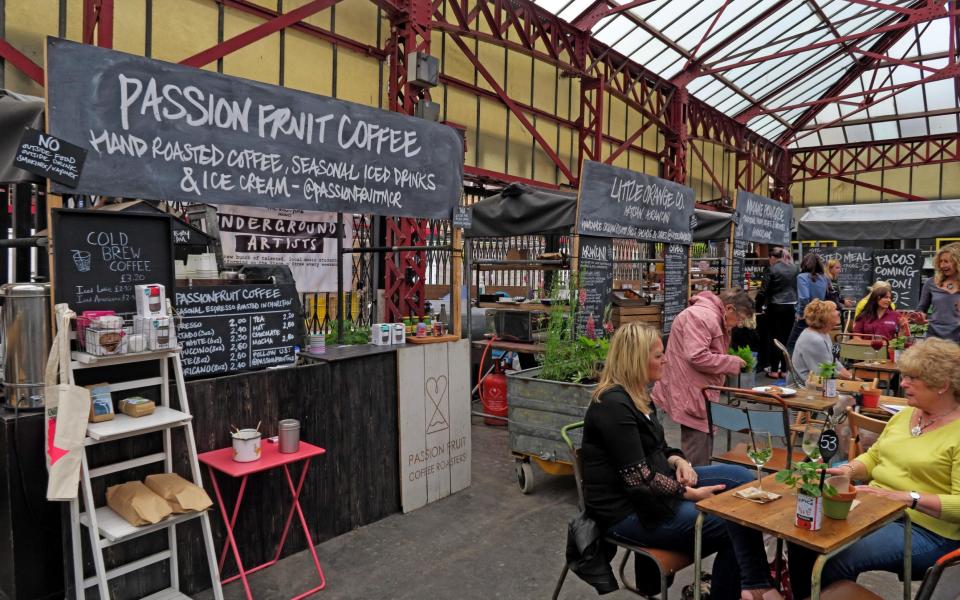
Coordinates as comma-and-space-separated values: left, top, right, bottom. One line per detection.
581, 322, 782, 600
790, 299, 852, 381
788, 338, 960, 599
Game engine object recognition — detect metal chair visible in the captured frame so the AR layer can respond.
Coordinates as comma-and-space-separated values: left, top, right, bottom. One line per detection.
702, 386, 804, 473
817, 547, 960, 600
772, 338, 805, 389
844, 407, 888, 461
552, 421, 692, 599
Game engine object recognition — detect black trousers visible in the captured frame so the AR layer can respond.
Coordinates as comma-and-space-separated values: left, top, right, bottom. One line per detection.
766, 303, 795, 372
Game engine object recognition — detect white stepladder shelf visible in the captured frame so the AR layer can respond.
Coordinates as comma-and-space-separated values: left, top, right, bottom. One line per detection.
67, 347, 224, 600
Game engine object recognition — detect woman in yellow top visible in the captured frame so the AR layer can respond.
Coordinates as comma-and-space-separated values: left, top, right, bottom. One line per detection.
787, 337, 960, 598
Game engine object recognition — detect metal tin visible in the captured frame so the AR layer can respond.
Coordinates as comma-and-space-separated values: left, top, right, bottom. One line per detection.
278, 419, 300, 453
1, 283, 51, 410
231, 429, 262, 462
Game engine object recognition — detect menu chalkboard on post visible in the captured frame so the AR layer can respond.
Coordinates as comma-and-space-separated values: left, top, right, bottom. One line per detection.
46, 38, 463, 219
729, 238, 748, 288
174, 284, 303, 378
575, 237, 613, 336
52, 209, 174, 316
576, 161, 695, 243
808, 247, 874, 300
872, 249, 923, 310
663, 244, 689, 334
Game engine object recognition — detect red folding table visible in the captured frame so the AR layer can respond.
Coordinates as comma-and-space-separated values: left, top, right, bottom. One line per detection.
199, 441, 327, 599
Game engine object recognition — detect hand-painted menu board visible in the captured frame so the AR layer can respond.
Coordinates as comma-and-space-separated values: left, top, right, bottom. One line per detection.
576, 161, 695, 244
808, 247, 874, 299
46, 38, 463, 219
729, 238, 748, 288
174, 284, 303, 378
575, 236, 613, 336
52, 209, 174, 316
872, 250, 923, 310
663, 244, 689, 334
733, 191, 791, 247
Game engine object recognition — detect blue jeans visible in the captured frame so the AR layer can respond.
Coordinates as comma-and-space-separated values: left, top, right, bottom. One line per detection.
788, 521, 960, 599
607, 464, 773, 600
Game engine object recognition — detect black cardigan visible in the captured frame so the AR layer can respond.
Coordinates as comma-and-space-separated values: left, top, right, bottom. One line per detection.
581, 386, 686, 530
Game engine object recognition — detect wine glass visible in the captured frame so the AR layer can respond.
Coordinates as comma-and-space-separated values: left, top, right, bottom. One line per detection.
870, 338, 884, 360
746, 432, 773, 490
801, 423, 822, 461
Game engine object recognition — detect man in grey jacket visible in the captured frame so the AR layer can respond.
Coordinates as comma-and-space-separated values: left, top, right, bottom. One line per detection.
758, 247, 798, 379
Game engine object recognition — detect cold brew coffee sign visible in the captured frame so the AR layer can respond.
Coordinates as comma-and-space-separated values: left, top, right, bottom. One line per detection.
577, 161, 695, 244
52, 209, 173, 315
46, 38, 463, 219
734, 191, 791, 247
174, 284, 302, 377
872, 250, 922, 310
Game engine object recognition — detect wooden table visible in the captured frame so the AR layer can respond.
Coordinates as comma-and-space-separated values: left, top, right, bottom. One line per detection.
781, 388, 846, 414
693, 474, 911, 600
852, 360, 901, 393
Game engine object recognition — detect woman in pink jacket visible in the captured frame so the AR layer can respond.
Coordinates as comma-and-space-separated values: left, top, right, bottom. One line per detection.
652, 289, 755, 466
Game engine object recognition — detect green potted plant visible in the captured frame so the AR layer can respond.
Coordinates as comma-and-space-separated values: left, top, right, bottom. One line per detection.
822, 474, 858, 520
775, 462, 836, 531
726, 345, 757, 388
888, 336, 906, 362
817, 362, 838, 398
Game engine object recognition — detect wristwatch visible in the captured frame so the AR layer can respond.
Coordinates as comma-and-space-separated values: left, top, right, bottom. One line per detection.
909, 491, 921, 509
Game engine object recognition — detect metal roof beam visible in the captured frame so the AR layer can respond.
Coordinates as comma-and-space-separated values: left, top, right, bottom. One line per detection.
798, 106, 960, 128
570, 0, 661, 32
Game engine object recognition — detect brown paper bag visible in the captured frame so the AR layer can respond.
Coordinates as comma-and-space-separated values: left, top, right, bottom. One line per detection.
144, 473, 212, 513
106, 481, 173, 526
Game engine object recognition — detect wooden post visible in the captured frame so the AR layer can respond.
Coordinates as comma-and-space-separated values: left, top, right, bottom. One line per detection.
451, 225, 463, 337
43, 45, 62, 335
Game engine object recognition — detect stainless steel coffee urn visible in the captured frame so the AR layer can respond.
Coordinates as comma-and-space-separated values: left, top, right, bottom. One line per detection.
2, 283, 51, 410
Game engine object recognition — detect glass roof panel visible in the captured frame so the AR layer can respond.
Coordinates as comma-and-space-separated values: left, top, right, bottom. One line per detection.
532, 0, 951, 146
929, 115, 959, 135
871, 121, 901, 140
899, 117, 928, 137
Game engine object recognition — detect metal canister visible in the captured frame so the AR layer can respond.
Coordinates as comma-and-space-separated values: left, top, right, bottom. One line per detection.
278, 419, 300, 453
2, 283, 51, 410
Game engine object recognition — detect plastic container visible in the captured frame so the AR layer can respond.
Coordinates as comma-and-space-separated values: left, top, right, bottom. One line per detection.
861, 388, 881, 409
278, 419, 300, 454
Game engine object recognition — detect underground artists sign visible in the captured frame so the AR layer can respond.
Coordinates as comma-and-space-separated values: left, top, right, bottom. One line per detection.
734, 191, 791, 246
576, 161, 695, 244
46, 38, 463, 219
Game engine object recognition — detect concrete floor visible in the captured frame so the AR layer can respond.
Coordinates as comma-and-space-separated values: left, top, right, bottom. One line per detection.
196, 409, 948, 600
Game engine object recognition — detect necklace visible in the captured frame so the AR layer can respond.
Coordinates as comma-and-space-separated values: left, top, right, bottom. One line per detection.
911, 407, 959, 437
945, 279, 958, 292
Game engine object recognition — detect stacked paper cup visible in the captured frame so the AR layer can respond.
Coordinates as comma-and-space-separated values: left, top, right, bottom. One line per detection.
307, 333, 325, 354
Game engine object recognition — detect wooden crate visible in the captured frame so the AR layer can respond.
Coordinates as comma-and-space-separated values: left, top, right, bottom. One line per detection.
611, 305, 663, 328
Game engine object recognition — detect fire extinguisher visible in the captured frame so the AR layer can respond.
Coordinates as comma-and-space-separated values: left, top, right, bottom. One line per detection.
478, 337, 508, 426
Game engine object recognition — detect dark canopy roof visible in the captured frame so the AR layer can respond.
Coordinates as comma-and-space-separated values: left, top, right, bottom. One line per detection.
798, 200, 960, 241
466, 182, 732, 241
0, 90, 44, 184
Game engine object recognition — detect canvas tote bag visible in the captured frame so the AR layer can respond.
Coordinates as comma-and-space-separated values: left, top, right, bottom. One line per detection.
44, 304, 91, 501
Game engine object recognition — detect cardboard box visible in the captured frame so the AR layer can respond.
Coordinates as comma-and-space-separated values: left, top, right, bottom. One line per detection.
106, 481, 172, 526
119, 396, 155, 417
135, 284, 167, 317
144, 473, 212, 513
370, 323, 392, 346
134, 315, 177, 350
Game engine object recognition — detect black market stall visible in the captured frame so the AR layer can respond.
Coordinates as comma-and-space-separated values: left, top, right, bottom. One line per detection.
29, 37, 469, 599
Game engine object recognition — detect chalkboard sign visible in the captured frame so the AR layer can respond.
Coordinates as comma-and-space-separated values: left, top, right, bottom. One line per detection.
577, 161, 695, 244
734, 190, 791, 246
575, 236, 613, 336
13, 127, 87, 187
872, 249, 923, 310
808, 247, 874, 300
52, 209, 174, 316
452, 206, 473, 230
729, 238, 748, 288
663, 243, 689, 334
174, 284, 303, 378
46, 38, 463, 219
